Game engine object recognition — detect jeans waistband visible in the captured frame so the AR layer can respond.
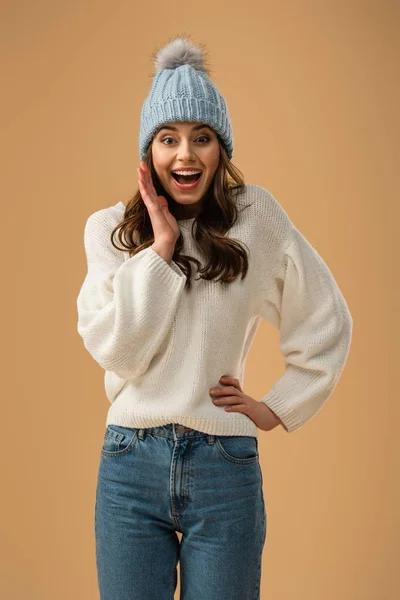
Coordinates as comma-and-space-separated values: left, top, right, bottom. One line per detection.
136, 422, 215, 441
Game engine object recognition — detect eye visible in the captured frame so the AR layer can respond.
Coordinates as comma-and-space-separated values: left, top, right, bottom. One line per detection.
197, 135, 210, 143
160, 135, 211, 145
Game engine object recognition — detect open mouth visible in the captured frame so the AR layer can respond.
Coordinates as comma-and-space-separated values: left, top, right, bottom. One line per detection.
171, 171, 203, 190
171, 172, 202, 184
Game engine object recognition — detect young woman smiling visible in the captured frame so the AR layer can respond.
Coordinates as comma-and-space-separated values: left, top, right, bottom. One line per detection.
77, 35, 353, 600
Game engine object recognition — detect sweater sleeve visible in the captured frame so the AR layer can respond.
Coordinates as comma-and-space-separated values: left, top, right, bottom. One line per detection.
258, 227, 353, 434
76, 211, 186, 379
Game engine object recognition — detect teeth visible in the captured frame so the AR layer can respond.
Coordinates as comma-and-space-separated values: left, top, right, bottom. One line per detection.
172, 170, 202, 176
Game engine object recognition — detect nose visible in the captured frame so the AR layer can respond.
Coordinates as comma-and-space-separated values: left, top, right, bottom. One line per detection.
176, 140, 196, 163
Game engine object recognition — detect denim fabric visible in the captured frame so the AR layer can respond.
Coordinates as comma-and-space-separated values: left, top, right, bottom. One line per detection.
95, 422, 267, 599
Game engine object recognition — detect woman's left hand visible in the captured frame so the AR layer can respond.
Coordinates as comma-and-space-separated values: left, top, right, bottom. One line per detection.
209, 375, 283, 432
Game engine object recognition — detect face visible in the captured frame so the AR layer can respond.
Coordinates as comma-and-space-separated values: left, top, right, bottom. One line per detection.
151, 121, 220, 212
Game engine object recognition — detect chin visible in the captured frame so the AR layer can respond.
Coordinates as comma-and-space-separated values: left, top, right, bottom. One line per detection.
166, 186, 203, 204
158, 173, 213, 205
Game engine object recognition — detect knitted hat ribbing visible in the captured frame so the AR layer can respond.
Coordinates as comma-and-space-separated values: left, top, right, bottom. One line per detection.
139, 36, 234, 161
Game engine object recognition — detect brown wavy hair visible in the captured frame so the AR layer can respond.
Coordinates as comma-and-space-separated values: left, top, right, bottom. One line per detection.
110, 131, 252, 290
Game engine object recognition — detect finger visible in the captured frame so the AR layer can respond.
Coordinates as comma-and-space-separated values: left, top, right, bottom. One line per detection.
139, 162, 148, 185
139, 164, 157, 203
140, 162, 153, 192
219, 376, 242, 391
137, 168, 155, 205
137, 164, 174, 234
221, 398, 247, 414
220, 377, 243, 393
137, 170, 148, 201
212, 395, 242, 406
138, 164, 149, 188
143, 164, 158, 199
137, 179, 169, 232
211, 386, 242, 398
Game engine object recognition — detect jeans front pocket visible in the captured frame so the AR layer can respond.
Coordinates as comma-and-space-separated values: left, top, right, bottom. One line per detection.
215, 435, 259, 465
101, 425, 138, 457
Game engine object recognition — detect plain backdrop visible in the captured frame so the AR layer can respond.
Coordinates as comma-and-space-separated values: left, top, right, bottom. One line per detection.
1, 1, 398, 599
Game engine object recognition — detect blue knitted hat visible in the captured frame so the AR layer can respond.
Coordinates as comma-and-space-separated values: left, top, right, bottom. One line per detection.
139, 36, 234, 161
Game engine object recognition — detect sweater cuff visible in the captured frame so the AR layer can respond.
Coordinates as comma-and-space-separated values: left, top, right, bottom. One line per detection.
260, 389, 305, 433
138, 246, 186, 291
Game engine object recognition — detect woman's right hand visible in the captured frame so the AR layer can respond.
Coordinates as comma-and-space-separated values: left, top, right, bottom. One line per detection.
137, 162, 180, 245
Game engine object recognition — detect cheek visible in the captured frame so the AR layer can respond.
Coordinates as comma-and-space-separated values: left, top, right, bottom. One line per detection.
151, 147, 170, 170
152, 160, 170, 181
203, 145, 220, 169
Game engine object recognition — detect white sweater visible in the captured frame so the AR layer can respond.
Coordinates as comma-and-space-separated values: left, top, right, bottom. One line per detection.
76, 184, 353, 436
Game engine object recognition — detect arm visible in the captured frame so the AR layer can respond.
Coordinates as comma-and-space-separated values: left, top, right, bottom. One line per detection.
76, 211, 186, 379
258, 227, 353, 433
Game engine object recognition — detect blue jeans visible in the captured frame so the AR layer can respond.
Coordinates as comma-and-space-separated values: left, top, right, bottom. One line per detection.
95, 423, 267, 599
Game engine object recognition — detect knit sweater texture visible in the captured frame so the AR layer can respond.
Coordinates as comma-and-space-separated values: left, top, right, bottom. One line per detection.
76, 184, 353, 436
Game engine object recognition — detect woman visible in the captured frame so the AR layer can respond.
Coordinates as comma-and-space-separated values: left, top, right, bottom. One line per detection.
77, 35, 353, 600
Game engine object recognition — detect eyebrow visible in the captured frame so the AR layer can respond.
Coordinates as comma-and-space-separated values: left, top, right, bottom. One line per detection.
157, 123, 213, 134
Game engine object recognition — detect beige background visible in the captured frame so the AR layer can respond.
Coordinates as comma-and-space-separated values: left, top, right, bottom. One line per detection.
1, 1, 398, 598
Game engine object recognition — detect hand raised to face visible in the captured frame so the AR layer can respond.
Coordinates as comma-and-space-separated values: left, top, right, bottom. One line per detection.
137, 162, 181, 245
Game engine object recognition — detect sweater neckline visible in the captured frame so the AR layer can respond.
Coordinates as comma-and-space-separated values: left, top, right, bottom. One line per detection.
177, 217, 196, 223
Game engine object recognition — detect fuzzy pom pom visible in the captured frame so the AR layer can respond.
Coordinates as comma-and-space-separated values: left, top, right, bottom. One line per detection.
152, 35, 210, 74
